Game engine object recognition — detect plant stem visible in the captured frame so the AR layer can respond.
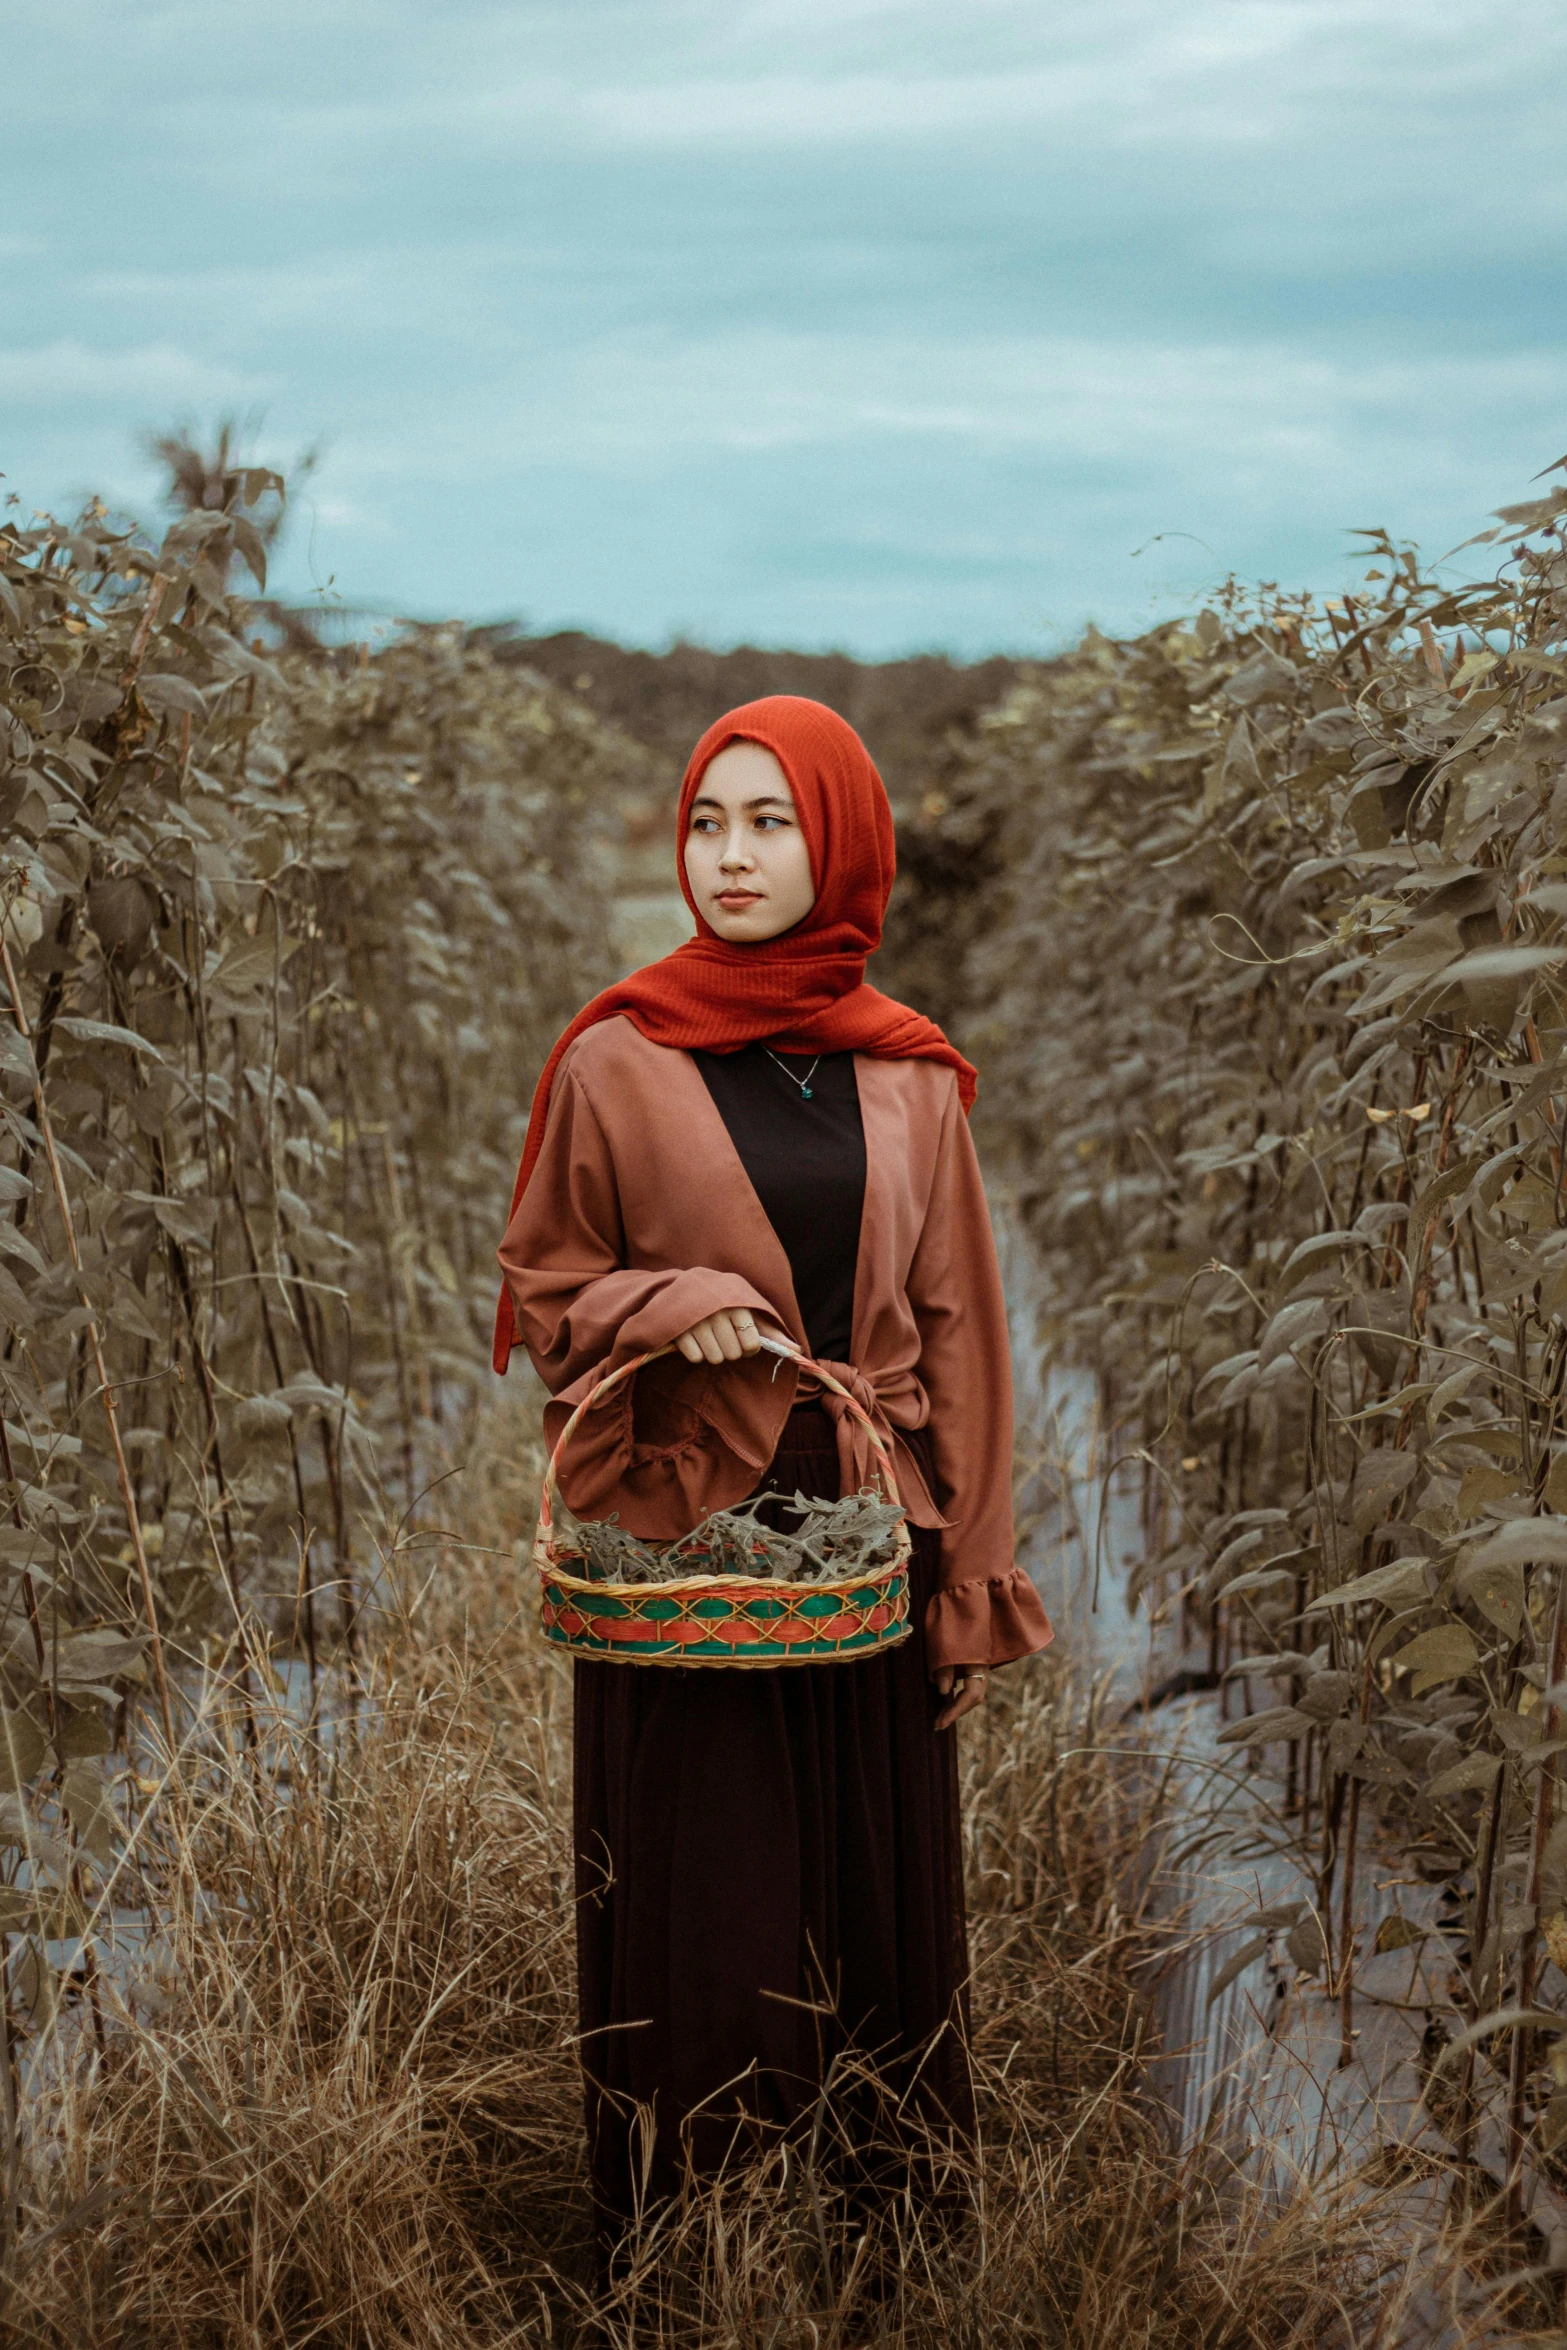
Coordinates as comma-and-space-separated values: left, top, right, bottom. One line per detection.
1508, 1565, 1567, 2217
0, 936, 176, 1749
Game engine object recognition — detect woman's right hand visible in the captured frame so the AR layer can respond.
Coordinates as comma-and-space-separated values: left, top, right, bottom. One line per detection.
674, 1308, 783, 1364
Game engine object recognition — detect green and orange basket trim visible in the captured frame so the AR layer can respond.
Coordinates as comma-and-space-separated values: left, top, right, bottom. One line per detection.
534, 1343, 911, 1668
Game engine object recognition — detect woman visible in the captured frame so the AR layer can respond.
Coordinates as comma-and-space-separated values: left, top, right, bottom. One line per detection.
495, 695, 1051, 2227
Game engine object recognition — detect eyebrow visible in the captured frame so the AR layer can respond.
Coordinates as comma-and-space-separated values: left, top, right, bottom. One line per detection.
690, 793, 794, 813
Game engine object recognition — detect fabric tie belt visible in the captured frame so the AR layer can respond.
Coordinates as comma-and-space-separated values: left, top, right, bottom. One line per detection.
796, 1358, 950, 1531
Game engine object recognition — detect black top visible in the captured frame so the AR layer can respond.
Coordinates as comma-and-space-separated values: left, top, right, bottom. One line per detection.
690, 1043, 866, 1364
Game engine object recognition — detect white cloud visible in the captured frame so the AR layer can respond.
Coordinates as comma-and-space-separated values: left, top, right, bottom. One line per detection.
78, 261, 374, 326
34, 0, 1553, 167
0, 338, 275, 408
415, 0, 1567, 155
456, 323, 1567, 486
304, 492, 393, 534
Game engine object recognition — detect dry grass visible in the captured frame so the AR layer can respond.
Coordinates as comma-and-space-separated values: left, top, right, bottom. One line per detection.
0, 1395, 1506, 2348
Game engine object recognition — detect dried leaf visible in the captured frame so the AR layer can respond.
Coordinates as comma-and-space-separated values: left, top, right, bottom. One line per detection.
1296, 1669, 1354, 1721
1392, 1622, 1481, 1692
1206, 1931, 1270, 2005
49, 1630, 145, 1687
1214, 1705, 1316, 1747
1426, 1751, 1502, 1802
1305, 1557, 1428, 1613
0, 1710, 46, 1791
52, 1016, 162, 1058
1342, 1289, 1413, 1384
52, 1707, 111, 1762
1277, 1230, 1363, 1294
1351, 1446, 1419, 1533
1458, 1464, 1522, 1522
1285, 1912, 1328, 1974
1258, 1295, 1332, 1370
1467, 1517, 1567, 1571
1444, 945, 1567, 983
139, 672, 208, 717
1455, 1549, 1526, 1637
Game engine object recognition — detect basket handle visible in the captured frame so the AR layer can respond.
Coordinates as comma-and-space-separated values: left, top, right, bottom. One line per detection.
537, 1340, 895, 1539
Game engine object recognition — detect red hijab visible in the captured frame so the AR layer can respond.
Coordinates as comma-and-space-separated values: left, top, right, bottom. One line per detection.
493, 694, 976, 1371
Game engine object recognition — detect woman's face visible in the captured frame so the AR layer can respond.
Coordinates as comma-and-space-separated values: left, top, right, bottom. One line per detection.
683, 741, 817, 943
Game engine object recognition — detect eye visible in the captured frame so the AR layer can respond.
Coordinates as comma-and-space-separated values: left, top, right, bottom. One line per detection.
755, 815, 791, 832
691, 815, 722, 834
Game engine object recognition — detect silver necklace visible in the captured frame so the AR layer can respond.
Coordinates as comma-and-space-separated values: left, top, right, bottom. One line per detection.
764, 1048, 822, 1103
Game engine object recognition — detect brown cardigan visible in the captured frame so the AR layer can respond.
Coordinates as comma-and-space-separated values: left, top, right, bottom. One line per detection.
498, 1017, 1052, 1672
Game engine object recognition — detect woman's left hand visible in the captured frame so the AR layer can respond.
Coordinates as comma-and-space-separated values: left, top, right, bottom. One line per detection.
932, 1665, 989, 1732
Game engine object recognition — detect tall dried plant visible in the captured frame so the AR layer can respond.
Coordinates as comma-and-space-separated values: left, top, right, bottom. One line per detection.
0, 476, 646, 2097
907, 457, 1567, 2222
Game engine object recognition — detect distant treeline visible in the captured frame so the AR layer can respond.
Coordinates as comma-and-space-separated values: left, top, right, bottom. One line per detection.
476, 625, 1033, 811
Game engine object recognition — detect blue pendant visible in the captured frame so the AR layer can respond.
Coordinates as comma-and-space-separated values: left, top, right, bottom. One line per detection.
801, 1086, 813, 1100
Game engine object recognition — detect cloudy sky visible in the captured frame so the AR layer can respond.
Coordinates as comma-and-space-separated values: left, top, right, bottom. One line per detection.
4, 0, 1565, 654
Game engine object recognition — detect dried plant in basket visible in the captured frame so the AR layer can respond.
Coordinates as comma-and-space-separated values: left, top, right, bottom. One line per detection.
553, 1485, 907, 1586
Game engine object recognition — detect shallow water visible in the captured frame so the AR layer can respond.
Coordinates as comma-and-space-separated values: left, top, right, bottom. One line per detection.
992, 1178, 1567, 2337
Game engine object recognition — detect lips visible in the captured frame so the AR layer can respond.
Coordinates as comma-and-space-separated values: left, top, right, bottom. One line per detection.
716, 890, 762, 908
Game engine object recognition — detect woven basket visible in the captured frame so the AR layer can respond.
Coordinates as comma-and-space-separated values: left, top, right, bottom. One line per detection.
534, 1343, 912, 1668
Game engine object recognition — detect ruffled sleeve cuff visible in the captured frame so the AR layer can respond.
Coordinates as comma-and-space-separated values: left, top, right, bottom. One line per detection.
924, 1567, 1054, 1672
543, 1316, 798, 1541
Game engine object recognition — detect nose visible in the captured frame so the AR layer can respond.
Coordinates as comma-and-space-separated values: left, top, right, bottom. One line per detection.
717, 824, 756, 874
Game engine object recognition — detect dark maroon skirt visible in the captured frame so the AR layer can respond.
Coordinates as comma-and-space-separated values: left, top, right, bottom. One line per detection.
572, 1403, 974, 2222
